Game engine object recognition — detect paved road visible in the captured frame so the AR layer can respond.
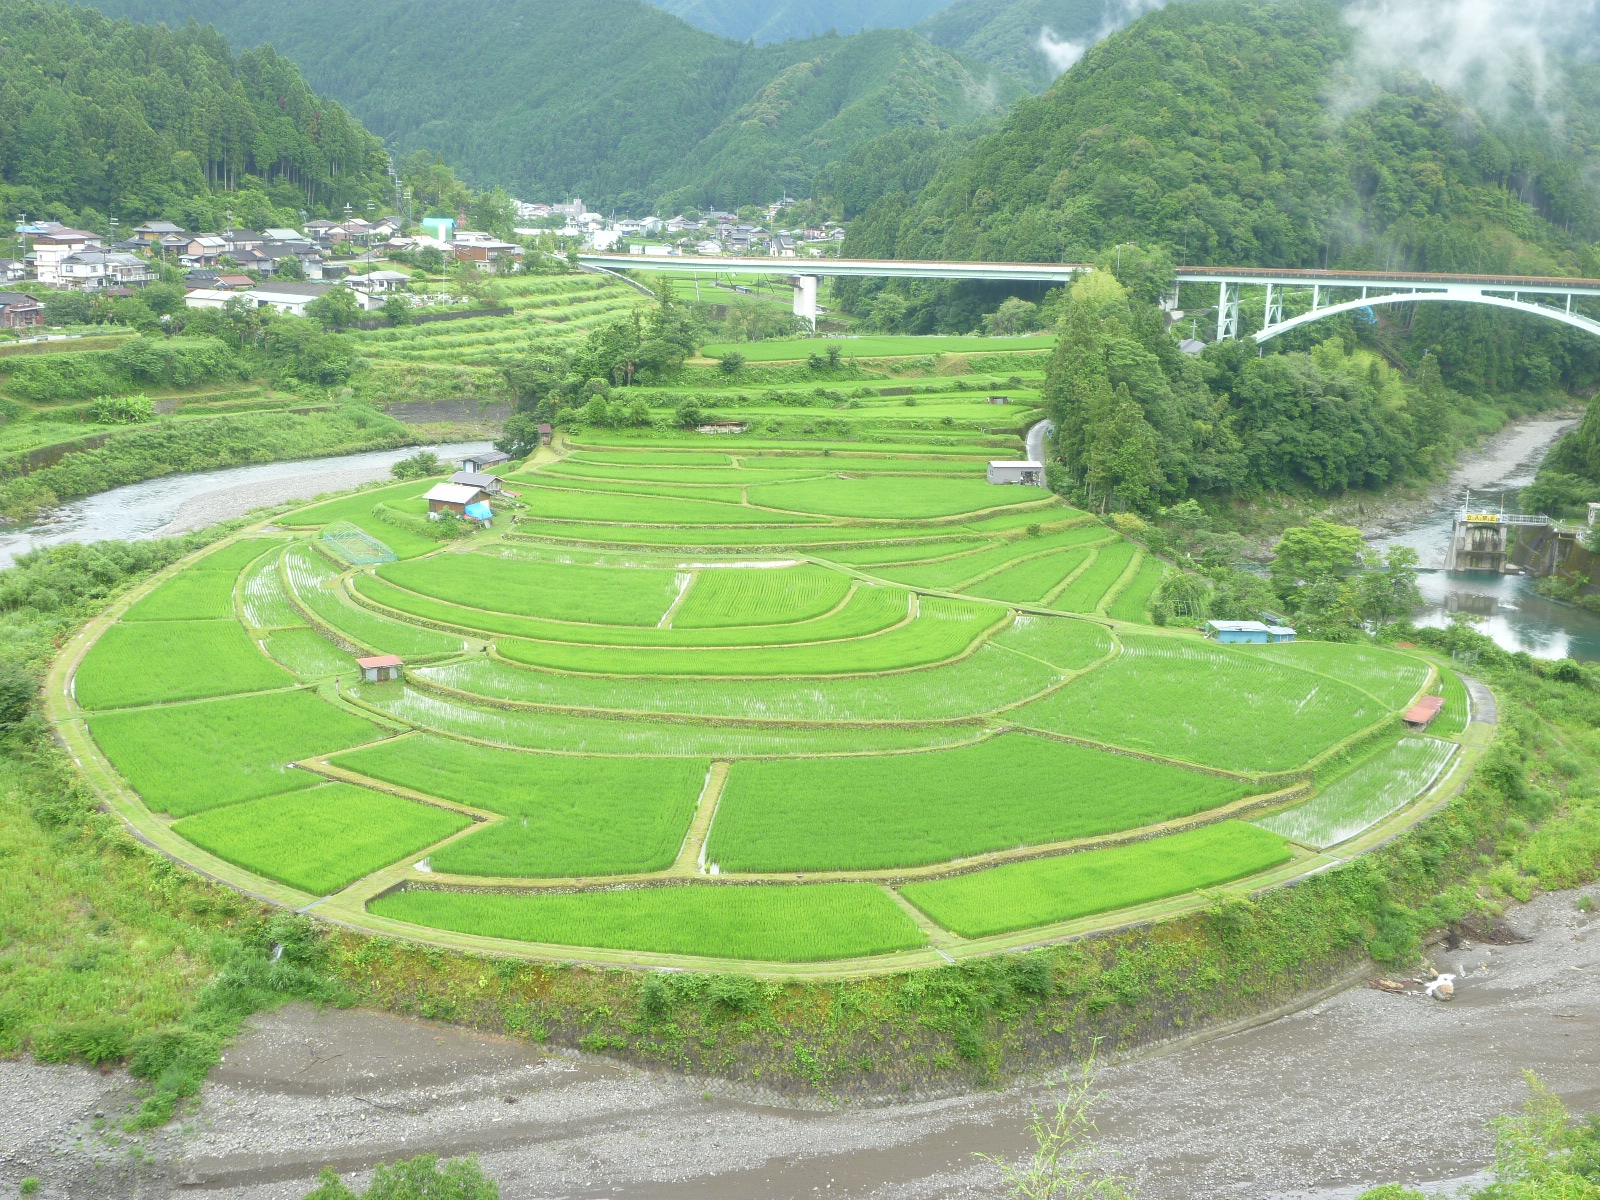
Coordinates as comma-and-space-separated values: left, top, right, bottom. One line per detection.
1025, 418, 1053, 464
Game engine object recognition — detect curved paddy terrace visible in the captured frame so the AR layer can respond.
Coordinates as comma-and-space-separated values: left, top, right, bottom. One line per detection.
50, 438, 1489, 974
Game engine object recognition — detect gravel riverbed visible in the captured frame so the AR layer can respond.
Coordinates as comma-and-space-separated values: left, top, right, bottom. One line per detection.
1, 883, 1594, 1200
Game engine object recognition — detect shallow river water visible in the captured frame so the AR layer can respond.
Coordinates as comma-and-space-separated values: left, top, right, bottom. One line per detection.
1366, 413, 1600, 659
0, 439, 492, 570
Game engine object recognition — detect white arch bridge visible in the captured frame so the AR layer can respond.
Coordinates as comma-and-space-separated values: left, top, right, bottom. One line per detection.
576, 254, 1600, 342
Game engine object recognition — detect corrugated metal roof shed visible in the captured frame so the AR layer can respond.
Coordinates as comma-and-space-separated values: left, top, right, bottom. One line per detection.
1402, 695, 1445, 728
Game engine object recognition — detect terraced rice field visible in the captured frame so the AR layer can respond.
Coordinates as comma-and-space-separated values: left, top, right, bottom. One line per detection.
379, 554, 686, 625
1252, 640, 1431, 709
1013, 632, 1387, 774
172, 783, 471, 894
350, 682, 987, 756
265, 627, 359, 678
75, 620, 290, 709
1432, 668, 1471, 738
284, 546, 466, 657
331, 736, 707, 877
494, 595, 1001, 676
123, 566, 244, 622
1051, 542, 1139, 612
900, 822, 1294, 937
370, 882, 926, 961
963, 547, 1094, 604
87, 690, 382, 816
672, 565, 852, 627
707, 734, 1256, 872
67, 431, 1454, 966
353, 573, 909, 646
1106, 556, 1165, 623
1255, 737, 1457, 848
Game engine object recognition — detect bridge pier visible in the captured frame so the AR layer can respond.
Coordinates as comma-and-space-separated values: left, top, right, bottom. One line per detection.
791, 274, 819, 330
1216, 281, 1239, 341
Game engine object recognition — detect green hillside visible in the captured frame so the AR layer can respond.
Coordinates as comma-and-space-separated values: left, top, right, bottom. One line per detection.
0, 0, 393, 228
916, 0, 1132, 89
76, 0, 1023, 210
857, 0, 1600, 271
651, 0, 949, 44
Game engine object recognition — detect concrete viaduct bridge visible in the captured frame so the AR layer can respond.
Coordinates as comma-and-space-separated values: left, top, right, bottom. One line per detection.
576, 254, 1600, 343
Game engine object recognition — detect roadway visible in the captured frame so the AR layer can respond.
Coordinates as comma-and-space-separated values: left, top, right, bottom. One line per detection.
578, 253, 1600, 295
577, 253, 1089, 282
1026, 418, 1053, 464
576, 253, 1600, 341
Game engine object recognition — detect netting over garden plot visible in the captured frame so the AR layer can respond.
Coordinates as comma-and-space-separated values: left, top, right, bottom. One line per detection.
320, 521, 396, 566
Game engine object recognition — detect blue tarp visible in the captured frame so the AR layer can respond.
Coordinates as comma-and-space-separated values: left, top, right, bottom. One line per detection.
464, 501, 493, 520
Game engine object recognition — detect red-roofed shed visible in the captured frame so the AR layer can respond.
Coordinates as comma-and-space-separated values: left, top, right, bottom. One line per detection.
356, 654, 403, 682
1401, 694, 1444, 731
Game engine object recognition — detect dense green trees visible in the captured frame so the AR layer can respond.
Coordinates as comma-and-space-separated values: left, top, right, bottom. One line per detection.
0, 0, 393, 231
1144, 507, 1422, 638
857, 0, 1600, 270
492, 290, 701, 446
1523, 397, 1600, 515
82, 0, 1019, 210
1041, 271, 1241, 508
1040, 262, 1539, 510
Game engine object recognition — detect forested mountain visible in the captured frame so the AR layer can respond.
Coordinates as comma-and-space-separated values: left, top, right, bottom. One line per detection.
74, 0, 1022, 211
830, 0, 1600, 512
648, 0, 1176, 89
852, 0, 1600, 271
916, 0, 1143, 89
649, 0, 949, 44
0, 0, 393, 230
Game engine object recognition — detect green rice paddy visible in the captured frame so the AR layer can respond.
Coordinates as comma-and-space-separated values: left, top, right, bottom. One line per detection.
371, 882, 926, 961
352, 572, 909, 646
172, 783, 471, 894
331, 736, 707, 877
72, 427, 1448, 965
900, 822, 1294, 937
122, 569, 241, 622
493, 595, 1001, 676
708, 734, 1256, 872
1255, 737, 1457, 848
87, 690, 382, 816
75, 620, 290, 709
1013, 633, 1387, 774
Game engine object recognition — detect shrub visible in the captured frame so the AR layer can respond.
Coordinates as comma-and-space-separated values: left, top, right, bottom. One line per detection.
372, 502, 470, 542
88, 393, 155, 425
391, 450, 445, 480
302, 1155, 498, 1199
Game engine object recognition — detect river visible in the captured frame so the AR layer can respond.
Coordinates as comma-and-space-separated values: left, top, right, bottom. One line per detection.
1365, 413, 1600, 660
0, 439, 492, 570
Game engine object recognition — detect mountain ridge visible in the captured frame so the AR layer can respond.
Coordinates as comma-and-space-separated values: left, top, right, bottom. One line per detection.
0, 0, 392, 229
72, 0, 1023, 210
849, 0, 1600, 274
